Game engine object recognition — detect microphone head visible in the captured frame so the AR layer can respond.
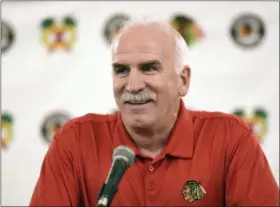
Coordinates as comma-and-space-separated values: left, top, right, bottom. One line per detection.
113, 145, 135, 167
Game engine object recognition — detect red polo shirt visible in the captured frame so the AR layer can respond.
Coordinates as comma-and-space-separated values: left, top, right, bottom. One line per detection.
30, 101, 279, 206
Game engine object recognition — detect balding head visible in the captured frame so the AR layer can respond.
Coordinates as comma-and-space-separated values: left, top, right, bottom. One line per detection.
111, 19, 190, 73
111, 19, 191, 130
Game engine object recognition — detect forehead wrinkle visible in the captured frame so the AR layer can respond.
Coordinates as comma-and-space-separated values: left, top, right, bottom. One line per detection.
112, 25, 178, 73
115, 51, 161, 56
114, 41, 162, 55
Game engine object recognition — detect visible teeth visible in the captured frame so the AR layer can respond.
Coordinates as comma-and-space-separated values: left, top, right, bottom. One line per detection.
135, 95, 141, 102
128, 100, 149, 104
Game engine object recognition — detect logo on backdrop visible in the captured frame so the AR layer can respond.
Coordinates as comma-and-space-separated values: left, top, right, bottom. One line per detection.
40, 16, 77, 52
230, 13, 265, 48
170, 14, 204, 47
232, 108, 268, 143
1, 112, 14, 149
103, 13, 130, 45
1, 21, 15, 53
40, 112, 71, 143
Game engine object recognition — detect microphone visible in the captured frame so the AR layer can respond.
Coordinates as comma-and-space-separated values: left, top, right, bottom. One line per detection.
96, 145, 135, 207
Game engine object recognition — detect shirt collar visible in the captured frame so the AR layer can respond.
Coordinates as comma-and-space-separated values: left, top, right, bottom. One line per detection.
112, 99, 194, 159
163, 100, 194, 159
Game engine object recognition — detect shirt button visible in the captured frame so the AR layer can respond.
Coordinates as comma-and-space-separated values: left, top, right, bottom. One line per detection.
148, 184, 154, 191
148, 165, 154, 172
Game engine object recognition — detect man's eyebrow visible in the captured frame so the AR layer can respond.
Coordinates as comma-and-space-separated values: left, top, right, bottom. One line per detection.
139, 60, 161, 66
112, 63, 128, 68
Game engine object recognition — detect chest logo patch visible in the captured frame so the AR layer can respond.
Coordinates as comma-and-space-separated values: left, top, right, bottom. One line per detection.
182, 180, 206, 203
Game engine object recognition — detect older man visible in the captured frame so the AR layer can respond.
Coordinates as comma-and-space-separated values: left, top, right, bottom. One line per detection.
30, 20, 279, 206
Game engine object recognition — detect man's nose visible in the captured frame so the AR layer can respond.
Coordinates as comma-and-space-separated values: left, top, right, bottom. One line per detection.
125, 69, 145, 93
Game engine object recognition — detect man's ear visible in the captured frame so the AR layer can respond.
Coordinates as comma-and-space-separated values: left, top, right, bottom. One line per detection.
178, 65, 191, 97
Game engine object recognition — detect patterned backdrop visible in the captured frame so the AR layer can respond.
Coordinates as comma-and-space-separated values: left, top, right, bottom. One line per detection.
1, 1, 279, 205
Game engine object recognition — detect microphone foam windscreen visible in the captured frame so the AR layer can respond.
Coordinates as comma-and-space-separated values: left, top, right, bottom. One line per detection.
113, 145, 135, 167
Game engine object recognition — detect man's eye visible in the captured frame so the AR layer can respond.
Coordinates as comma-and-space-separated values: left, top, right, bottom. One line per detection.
142, 65, 157, 72
115, 67, 129, 75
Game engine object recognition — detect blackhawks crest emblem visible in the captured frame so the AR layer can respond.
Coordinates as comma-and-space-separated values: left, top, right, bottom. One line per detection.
1, 112, 14, 149
233, 108, 268, 143
40, 16, 77, 52
182, 180, 206, 203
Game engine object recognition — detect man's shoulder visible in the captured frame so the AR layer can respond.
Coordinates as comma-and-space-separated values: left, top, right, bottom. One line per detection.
189, 109, 251, 131
188, 109, 253, 150
65, 113, 117, 127
61, 112, 117, 131
53, 112, 118, 145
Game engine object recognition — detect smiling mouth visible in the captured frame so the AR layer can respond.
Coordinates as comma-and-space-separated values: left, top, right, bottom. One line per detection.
124, 99, 154, 105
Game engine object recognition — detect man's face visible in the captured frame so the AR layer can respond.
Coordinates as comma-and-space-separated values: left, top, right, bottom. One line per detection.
111, 26, 188, 128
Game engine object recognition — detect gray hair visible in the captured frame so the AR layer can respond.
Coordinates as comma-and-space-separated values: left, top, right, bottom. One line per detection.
110, 18, 190, 74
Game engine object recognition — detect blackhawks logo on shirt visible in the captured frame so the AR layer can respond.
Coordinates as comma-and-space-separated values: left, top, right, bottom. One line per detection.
233, 108, 268, 143
182, 180, 206, 203
40, 16, 77, 52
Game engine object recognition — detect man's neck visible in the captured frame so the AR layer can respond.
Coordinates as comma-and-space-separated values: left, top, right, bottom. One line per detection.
126, 125, 173, 158
124, 107, 180, 158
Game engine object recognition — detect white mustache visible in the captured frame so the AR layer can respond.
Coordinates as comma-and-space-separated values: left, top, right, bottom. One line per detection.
122, 90, 157, 103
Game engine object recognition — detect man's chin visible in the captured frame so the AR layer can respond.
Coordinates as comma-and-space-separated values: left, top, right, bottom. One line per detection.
129, 120, 154, 129
123, 113, 155, 129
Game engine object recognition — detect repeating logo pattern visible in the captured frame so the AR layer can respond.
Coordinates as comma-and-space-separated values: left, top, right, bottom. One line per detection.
40, 112, 71, 143
40, 16, 77, 52
170, 14, 204, 47
230, 13, 265, 48
1, 21, 15, 53
3, 12, 268, 52
1, 113, 14, 149
233, 108, 268, 143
